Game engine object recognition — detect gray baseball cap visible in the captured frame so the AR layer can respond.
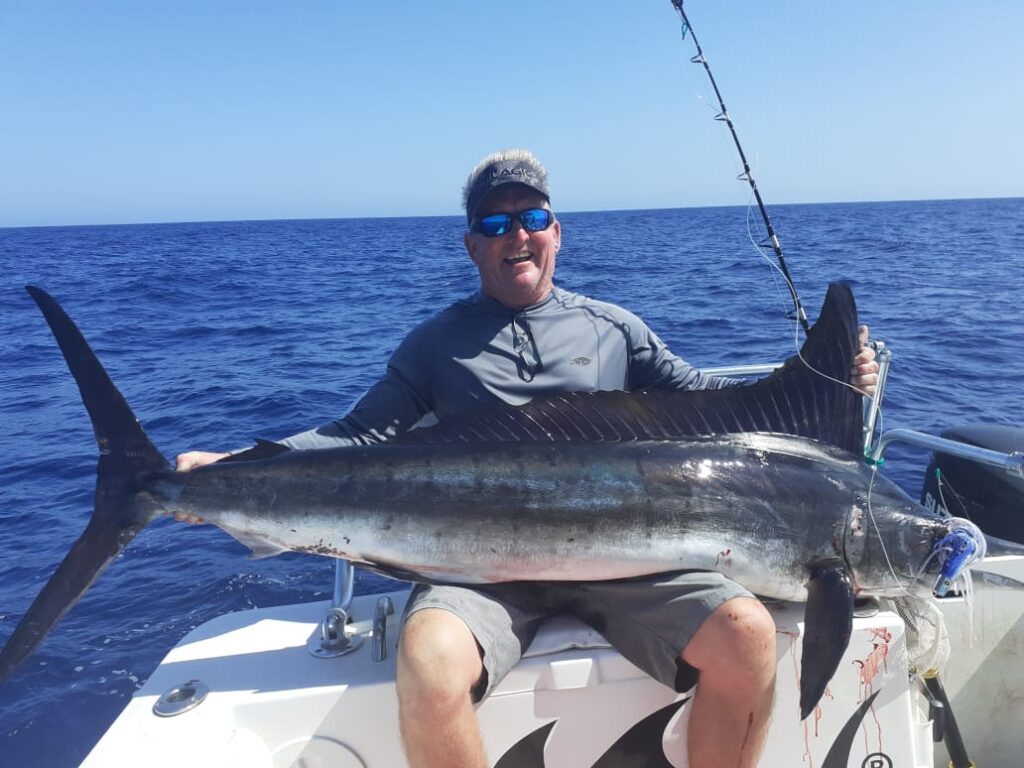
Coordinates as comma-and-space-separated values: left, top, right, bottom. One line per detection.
462, 149, 550, 225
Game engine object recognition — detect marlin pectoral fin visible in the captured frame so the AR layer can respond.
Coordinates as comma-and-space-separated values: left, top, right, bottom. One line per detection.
240, 535, 290, 560
800, 559, 854, 720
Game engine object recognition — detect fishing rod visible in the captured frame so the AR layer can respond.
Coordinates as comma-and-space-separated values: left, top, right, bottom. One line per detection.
669, 0, 811, 334
668, 14, 983, 767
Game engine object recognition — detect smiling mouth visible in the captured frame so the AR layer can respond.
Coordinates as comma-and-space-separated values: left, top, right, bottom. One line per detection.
504, 254, 532, 265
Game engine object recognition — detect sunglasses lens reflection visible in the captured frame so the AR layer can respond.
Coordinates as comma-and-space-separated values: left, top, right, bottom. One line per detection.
474, 208, 552, 237
478, 214, 511, 236
520, 209, 551, 231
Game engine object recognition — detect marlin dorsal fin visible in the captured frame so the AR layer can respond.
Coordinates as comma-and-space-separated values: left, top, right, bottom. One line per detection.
400, 283, 862, 453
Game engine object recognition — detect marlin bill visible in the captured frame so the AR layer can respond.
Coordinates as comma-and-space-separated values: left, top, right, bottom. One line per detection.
1, 283, 1014, 719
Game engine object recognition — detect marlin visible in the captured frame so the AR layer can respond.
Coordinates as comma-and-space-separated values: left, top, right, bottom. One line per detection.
0, 284, 1011, 718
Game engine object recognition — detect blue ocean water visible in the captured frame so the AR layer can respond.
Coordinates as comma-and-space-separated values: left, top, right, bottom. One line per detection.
0, 198, 1022, 765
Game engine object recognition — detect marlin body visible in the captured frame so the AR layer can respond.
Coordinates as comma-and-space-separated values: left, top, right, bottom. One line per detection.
0, 283, 1005, 719
171, 433, 935, 600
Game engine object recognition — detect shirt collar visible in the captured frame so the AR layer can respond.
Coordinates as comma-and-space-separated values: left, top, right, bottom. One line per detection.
471, 286, 562, 317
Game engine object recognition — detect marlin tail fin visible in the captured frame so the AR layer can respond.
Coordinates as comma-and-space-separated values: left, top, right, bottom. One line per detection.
0, 287, 168, 683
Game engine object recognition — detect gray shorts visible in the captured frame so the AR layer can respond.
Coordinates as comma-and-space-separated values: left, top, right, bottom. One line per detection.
403, 571, 752, 701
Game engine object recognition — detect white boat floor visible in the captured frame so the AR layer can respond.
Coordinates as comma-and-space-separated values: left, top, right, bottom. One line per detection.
81, 558, 1024, 768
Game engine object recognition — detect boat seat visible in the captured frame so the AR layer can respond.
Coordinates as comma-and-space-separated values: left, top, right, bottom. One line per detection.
521, 615, 613, 659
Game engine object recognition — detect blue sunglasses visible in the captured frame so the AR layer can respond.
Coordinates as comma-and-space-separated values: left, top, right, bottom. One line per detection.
471, 207, 554, 237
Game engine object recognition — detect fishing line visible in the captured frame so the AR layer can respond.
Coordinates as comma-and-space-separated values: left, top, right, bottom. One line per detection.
669, 2, 882, 407
862, 409, 954, 601
862, 412, 963, 602
867, 474, 986, 644
680, 13, 791, 317
676, 23, 788, 319
745, 204, 790, 314
741, 231, 876, 405
670, 5, 909, 601
862, 427, 923, 600
669, 6, 984, 675
936, 470, 954, 516
936, 469, 972, 521
670, 0, 810, 334
959, 570, 978, 645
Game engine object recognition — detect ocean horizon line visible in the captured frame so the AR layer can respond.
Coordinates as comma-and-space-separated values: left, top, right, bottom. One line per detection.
2, 194, 1020, 232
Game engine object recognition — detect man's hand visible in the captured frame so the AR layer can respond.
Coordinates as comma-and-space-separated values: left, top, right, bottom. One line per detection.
175, 451, 231, 471
850, 325, 880, 397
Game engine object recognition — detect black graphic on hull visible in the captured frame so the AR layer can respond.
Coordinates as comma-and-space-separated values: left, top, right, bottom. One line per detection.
822, 690, 882, 768
861, 753, 893, 768
494, 720, 556, 768
494, 688, 889, 767
592, 698, 688, 767
493, 698, 688, 767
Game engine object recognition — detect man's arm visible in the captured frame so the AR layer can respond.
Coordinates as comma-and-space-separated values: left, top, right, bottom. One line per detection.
176, 325, 437, 470
626, 314, 878, 396
623, 314, 738, 392
276, 365, 432, 450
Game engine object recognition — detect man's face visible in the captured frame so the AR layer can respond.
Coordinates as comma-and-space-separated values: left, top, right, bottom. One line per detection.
464, 184, 561, 309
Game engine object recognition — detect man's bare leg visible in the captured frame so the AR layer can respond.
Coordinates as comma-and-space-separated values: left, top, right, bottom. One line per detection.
681, 597, 777, 768
397, 608, 488, 768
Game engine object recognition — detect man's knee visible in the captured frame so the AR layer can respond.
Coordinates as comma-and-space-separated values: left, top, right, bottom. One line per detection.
397, 608, 484, 707
683, 597, 776, 685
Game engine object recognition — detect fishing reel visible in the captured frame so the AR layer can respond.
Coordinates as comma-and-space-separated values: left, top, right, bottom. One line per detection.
931, 517, 987, 598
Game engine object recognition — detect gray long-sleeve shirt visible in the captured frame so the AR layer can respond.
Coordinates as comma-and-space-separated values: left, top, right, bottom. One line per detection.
281, 286, 734, 450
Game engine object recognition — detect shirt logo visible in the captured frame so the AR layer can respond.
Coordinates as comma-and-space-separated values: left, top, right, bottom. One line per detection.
571, 356, 591, 366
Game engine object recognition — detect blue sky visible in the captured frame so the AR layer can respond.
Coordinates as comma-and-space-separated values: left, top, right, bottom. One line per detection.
2, 1, 1021, 227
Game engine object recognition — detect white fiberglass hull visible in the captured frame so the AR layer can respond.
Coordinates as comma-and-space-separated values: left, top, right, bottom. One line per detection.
77, 559, 1024, 768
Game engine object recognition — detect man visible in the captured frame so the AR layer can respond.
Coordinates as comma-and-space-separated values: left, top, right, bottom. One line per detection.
179, 149, 879, 767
